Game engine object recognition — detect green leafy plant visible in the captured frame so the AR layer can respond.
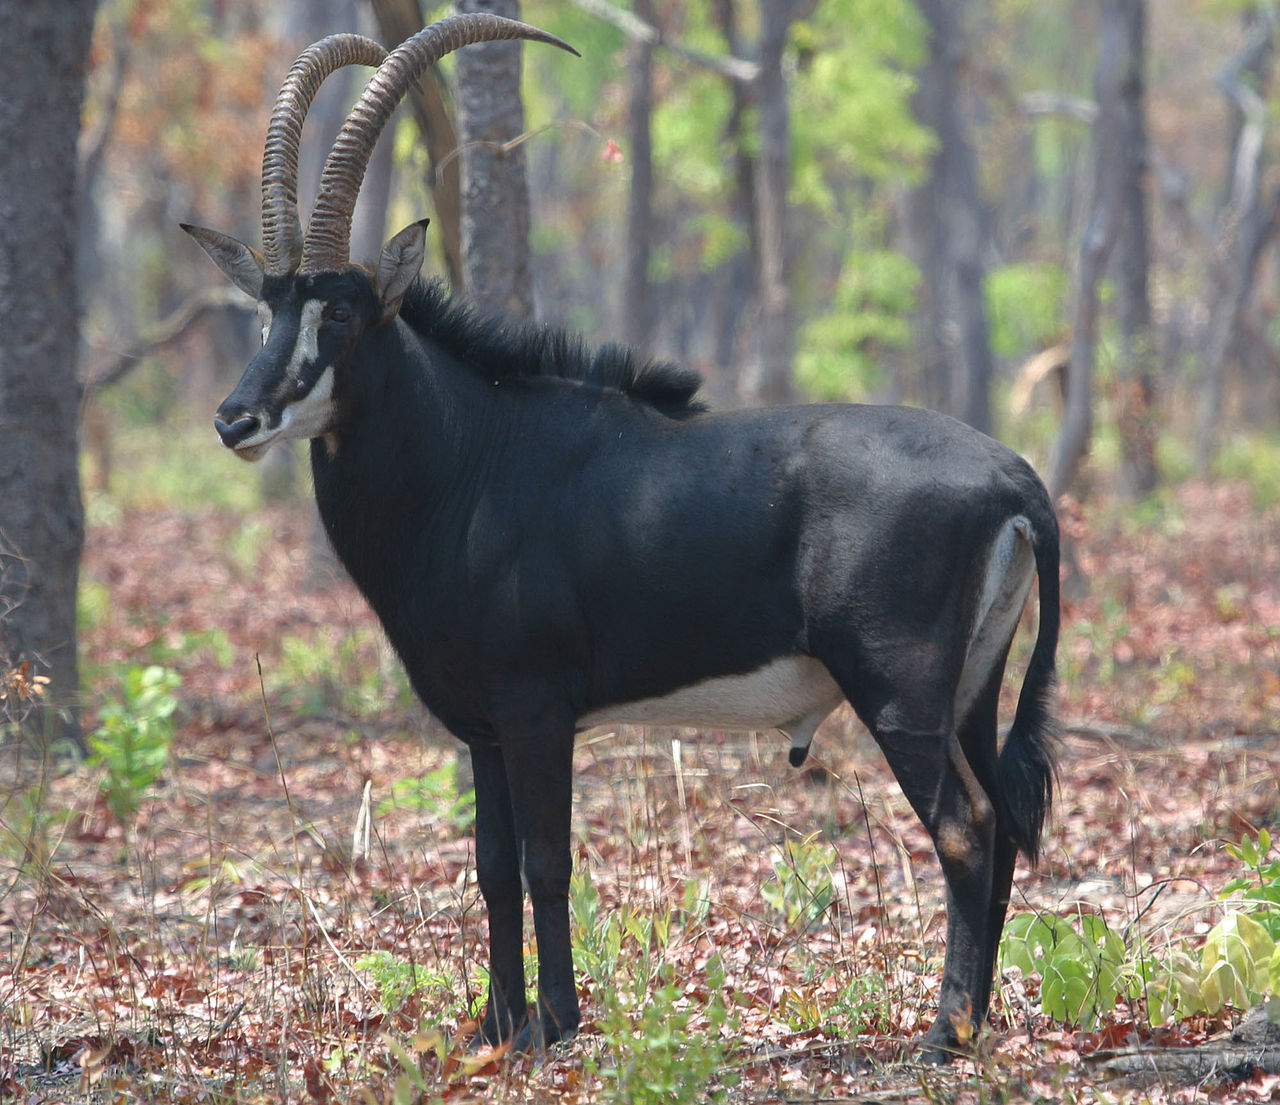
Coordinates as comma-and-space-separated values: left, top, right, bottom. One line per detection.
999, 911, 1131, 1028
1004, 836, 1280, 1031
355, 950, 459, 1019
1223, 830, 1280, 940
570, 866, 680, 999
274, 629, 412, 719
1197, 910, 1277, 1013
87, 664, 181, 828
376, 762, 476, 830
589, 968, 736, 1105
761, 833, 837, 931
774, 966, 892, 1035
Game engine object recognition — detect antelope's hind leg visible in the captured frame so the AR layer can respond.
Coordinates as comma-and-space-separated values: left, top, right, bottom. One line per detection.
874, 716, 1000, 1063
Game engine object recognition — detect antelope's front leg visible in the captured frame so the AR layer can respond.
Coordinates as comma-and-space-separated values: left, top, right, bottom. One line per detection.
499, 719, 579, 1049
470, 743, 529, 1046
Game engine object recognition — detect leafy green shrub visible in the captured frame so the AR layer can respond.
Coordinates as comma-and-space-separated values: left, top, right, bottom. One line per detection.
1197, 911, 1277, 1013
1000, 911, 1131, 1028
985, 261, 1068, 359
355, 950, 463, 1020
589, 970, 735, 1105
1215, 432, 1280, 509
87, 665, 181, 828
1004, 834, 1280, 1030
274, 628, 412, 719
796, 247, 919, 400
1223, 830, 1280, 941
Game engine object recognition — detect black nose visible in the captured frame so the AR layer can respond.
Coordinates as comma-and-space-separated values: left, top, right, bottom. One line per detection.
214, 414, 261, 449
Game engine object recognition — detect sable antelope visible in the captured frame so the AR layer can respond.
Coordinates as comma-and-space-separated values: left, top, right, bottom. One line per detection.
184, 13, 1059, 1063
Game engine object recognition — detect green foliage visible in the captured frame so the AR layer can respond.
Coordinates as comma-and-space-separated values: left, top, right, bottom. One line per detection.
1197, 911, 1276, 1014
761, 833, 837, 930
570, 867, 680, 996
1000, 911, 1131, 1028
1003, 834, 1280, 1030
985, 261, 1068, 359
521, 0, 624, 120
77, 579, 114, 636
87, 665, 182, 828
796, 247, 919, 399
792, 0, 932, 205
1215, 433, 1280, 509
273, 629, 411, 719
0, 776, 74, 876
83, 417, 265, 514
828, 970, 895, 1034
651, 70, 736, 266
355, 950, 460, 1019
569, 864, 736, 1103
588, 972, 735, 1105
775, 967, 893, 1035
570, 867, 622, 986
1142, 834, 1280, 1023
790, 0, 930, 401
376, 762, 475, 831
1059, 592, 1131, 688
1222, 830, 1280, 941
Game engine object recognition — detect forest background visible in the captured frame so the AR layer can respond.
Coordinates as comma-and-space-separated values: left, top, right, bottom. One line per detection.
1, 0, 1280, 1101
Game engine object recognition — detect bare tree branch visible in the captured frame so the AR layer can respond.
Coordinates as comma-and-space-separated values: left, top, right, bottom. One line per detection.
568, 0, 759, 84
82, 286, 252, 391
1215, 4, 1276, 221
1019, 90, 1098, 124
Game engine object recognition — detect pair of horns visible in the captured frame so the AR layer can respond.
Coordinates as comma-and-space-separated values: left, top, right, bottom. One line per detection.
261, 13, 576, 279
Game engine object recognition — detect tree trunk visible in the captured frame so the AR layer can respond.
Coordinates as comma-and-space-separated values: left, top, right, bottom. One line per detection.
1113, 0, 1158, 498
908, 0, 993, 433
349, 3, 396, 266
368, 0, 464, 289
0, 0, 97, 747
1050, 0, 1125, 500
740, 0, 795, 406
710, 0, 757, 392
1196, 6, 1278, 473
622, 0, 655, 350
456, 0, 534, 318
1197, 186, 1280, 473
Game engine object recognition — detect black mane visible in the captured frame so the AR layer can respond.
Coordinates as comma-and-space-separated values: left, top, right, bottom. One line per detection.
397, 278, 706, 418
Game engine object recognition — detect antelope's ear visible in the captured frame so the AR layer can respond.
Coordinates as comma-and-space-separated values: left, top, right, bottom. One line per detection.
373, 219, 429, 324
181, 223, 266, 299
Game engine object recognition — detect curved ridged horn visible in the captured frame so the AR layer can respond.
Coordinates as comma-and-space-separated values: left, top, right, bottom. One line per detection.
261, 34, 389, 275
300, 13, 577, 275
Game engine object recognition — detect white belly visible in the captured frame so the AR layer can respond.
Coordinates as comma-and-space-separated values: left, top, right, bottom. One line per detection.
578, 655, 845, 757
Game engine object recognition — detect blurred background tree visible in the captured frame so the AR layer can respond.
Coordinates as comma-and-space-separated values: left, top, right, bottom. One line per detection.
0, 0, 100, 749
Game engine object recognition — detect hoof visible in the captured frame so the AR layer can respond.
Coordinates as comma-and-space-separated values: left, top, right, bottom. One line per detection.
473, 1011, 578, 1056
917, 1026, 968, 1065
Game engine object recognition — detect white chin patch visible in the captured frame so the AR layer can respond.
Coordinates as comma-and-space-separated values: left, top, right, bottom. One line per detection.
277, 364, 337, 441
233, 440, 275, 462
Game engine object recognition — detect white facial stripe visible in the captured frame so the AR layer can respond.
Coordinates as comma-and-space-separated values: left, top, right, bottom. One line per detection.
257, 302, 273, 347
232, 299, 335, 459
285, 299, 323, 382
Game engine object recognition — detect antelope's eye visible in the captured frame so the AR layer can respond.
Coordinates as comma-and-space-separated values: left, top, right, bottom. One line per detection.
324, 305, 351, 324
